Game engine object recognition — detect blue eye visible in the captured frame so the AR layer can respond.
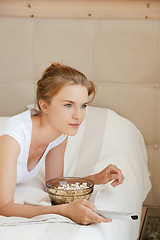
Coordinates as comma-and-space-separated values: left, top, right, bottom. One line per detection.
81, 104, 87, 109
65, 104, 71, 108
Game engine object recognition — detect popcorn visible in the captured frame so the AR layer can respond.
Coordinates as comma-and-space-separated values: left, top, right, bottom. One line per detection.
46, 178, 94, 205
57, 182, 89, 190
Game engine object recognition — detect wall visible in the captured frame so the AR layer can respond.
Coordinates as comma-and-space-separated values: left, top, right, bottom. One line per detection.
0, 12, 160, 205
0, 0, 160, 20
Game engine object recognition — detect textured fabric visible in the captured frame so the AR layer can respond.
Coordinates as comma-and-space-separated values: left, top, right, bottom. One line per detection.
0, 110, 66, 184
65, 106, 151, 204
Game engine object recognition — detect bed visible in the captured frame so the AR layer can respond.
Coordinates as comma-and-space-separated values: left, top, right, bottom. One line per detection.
0, 106, 151, 240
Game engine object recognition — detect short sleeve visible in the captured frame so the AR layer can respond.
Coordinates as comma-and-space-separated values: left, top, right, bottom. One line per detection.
0, 118, 25, 147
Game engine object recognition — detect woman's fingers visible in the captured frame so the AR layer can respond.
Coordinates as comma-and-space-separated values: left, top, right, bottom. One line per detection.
82, 199, 96, 211
65, 199, 112, 225
111, 173, 125, 187
81, 203, 112, 224
81, 200, 112, 223
107, 164, 125, 185
91, 209, 112, 223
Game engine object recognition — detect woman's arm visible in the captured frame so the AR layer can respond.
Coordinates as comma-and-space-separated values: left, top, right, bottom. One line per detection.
0, 135, 66, 218
85, 164, 125, 186
0, 135, 111, 224
0, 135, 19, 208
45, 137, 68, 182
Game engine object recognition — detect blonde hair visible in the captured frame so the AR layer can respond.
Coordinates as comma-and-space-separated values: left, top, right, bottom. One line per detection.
36, 63, 96, 110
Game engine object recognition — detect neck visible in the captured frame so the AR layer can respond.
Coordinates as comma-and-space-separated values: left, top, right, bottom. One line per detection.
31, 112, 61, 146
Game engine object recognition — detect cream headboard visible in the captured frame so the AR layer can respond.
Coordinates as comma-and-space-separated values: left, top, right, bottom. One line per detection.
0, 13, 160, 205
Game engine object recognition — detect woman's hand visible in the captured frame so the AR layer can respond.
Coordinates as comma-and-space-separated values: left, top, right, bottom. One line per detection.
87, 164, 124, 186
62, 199, 112, 225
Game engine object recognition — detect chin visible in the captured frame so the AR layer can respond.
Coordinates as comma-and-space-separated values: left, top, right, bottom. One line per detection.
64, 129, 79, 136
68, 132, 77, 136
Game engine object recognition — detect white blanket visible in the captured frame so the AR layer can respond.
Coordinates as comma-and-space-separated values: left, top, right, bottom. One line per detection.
0, 106, 151, 240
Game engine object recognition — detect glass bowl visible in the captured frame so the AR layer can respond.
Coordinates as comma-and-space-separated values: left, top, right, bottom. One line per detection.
45, 177, 94, 205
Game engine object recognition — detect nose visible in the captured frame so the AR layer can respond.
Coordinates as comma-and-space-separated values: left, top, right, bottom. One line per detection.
72, 108, 82, 119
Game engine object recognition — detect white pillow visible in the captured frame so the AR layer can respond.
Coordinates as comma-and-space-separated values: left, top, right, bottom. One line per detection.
0, 117, 9, 132
64, 106, 151, 209
63, 106, 151, 239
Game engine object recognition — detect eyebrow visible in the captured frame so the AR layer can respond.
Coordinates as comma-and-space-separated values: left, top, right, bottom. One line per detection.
62, 100, 89, 104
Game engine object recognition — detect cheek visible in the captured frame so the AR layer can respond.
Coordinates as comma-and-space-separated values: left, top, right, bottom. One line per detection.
48, 107, 68, 120
81, 110, 86, 121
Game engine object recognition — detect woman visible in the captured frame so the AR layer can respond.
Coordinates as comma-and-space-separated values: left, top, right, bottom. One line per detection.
0, 63, 124, 225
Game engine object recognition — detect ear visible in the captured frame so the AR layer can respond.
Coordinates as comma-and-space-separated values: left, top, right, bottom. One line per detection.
39, 99, 48, 113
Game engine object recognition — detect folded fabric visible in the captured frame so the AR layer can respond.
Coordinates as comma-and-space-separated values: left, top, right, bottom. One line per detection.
0, 183, 105, 227
0, 214, 73, 227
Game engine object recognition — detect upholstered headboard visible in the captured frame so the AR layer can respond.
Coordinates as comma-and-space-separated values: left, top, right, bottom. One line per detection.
0, 13, 160, 206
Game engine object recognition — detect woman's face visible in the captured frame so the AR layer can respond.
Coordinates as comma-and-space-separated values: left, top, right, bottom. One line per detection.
44, 84, 89, 136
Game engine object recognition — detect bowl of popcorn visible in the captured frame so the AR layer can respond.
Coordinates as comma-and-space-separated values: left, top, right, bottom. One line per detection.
45, 177, 94, 205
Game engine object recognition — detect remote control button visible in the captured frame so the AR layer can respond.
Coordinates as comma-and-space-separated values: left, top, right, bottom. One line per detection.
131, 215, 138, 220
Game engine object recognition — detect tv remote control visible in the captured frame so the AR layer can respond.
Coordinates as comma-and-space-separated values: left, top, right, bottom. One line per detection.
95, 210, 138, 221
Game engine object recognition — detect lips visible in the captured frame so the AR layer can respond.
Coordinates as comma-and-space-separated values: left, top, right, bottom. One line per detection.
69, 124, 79, 128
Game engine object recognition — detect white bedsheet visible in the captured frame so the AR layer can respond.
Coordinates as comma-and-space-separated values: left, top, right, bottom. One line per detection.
0, 106, 151, 240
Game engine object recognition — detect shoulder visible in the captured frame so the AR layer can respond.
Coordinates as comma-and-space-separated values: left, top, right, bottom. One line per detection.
0, 110, 32, 146
1, 110, 31, 132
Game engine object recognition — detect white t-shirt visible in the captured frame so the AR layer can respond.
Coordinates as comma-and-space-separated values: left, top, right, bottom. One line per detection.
0, 110, 67, 184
